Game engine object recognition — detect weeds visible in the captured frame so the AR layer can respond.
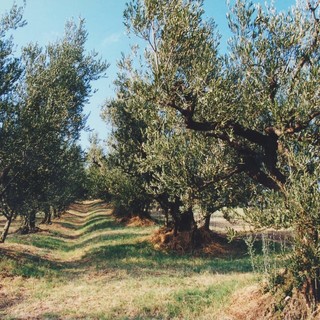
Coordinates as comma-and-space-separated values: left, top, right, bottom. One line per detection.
244, 231, 292, 292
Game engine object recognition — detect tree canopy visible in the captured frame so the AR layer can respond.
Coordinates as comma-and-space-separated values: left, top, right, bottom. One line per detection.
0, 5, 107, 240
96, 0, 320, 306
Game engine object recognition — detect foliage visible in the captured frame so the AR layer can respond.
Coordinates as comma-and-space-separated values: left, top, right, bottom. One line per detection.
102, 47, 251, 233
120, 0, 320, 306
246, 146, 320, 298
84, 134, 111, 200
0, 7, 107, 240
85, 135, 152, 218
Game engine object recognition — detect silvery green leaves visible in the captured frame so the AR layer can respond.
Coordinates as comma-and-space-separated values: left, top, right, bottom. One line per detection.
1, 13, 107, 239
113, 0, 320, 304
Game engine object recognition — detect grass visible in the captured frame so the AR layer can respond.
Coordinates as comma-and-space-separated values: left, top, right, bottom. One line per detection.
0, 200, 259, 319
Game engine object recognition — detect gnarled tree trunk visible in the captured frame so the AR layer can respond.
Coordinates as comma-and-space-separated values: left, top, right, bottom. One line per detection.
178, 207, 196, 232
41, 206, 52, 225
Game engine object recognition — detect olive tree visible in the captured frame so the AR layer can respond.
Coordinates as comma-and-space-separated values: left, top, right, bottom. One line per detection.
0, 16, 107, 240
14, 19, 107, 233
0, 4, 26, 242
104, 53, 252, 235
124, 0, 320, 304
101, 89, 155, 219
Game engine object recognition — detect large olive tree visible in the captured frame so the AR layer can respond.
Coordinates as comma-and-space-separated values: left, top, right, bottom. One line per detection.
104, 52, 252, 237
124, 0, 320, 304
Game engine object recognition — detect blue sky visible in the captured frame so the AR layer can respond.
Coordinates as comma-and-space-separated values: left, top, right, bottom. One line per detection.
0, 0, 296, 149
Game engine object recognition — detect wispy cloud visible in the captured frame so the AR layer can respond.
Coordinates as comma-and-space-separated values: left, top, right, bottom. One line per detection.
102, 33, 121, 46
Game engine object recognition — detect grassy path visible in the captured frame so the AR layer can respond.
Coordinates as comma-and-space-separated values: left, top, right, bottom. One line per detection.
0, 200, 257, 319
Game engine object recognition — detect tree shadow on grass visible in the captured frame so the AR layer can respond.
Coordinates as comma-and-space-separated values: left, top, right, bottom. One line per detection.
62, 210, 110, 222
68, 232, 150, 252
84, 219, 123, 234
83, 240, 254, 275
84, 208, 112, 215
68, 203, 89, 214
0, 291, 25, 318
38, 313, 61, 320
68, 200, 108, 214
12, 231, 148, 252
39, 213, 123, 240
0, 247, 67, 278
57, 215, 119, 232
0, 200, 260, 281
0, 235, 253, 280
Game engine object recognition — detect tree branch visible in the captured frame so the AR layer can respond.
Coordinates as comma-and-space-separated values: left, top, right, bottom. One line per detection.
291, 2, 319, 88
198, 166, 244, 191
284, 110, 320, 134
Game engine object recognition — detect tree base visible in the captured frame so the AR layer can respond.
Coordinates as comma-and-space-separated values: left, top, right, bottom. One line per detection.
151, 226, 246, 255
15, 226, 40, 235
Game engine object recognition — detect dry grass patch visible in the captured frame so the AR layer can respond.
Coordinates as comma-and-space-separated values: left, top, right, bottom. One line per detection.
122, 215, 156, 227
2, 271, 256, 319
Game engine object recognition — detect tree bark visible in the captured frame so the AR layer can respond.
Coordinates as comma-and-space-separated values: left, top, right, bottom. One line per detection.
53, 207, 59, 218
29, 210, 36, 231
155, 194, 171, 227
0, 211, 13, 243
169, 197, 182, 236
169, 102, 287, 190
295, 221, 320, 304
204, 214, 211, 231
18, 210, 37, 234
164, 208, 169, 227
41, 207, 52, 224
19, 215, 30, 234
178, 207, 195, 232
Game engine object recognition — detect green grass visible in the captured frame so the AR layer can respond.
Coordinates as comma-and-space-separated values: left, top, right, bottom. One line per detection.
0, 252, 65, 278
87, 240, 253, 275
0, 201, 261, 319
168, 280, 242, 317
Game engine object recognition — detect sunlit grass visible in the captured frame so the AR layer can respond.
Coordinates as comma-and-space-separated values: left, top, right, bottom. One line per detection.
0, 200, 259, 319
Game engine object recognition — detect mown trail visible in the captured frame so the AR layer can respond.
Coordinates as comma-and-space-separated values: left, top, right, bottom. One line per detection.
0, 200, 256, 320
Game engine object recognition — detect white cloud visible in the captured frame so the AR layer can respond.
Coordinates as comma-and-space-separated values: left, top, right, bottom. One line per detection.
102, 33, 121, 46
